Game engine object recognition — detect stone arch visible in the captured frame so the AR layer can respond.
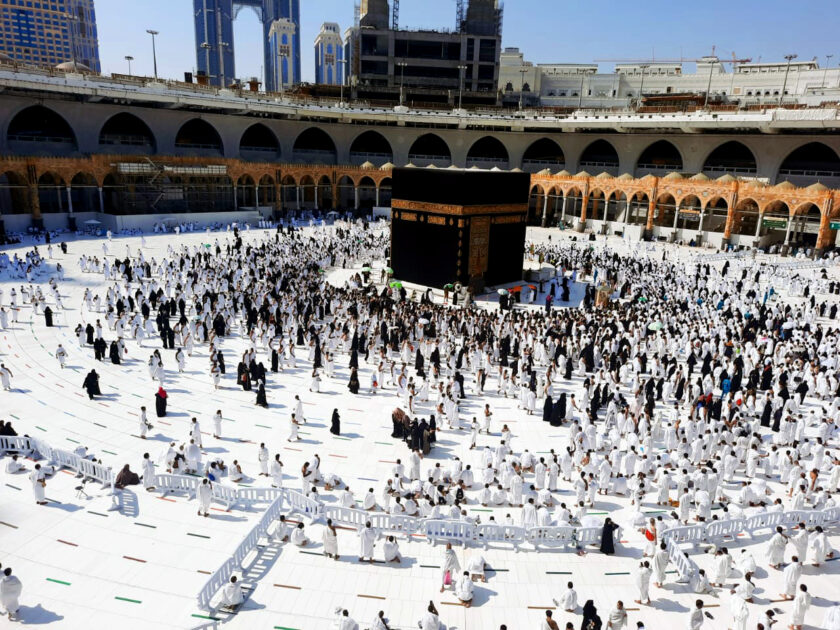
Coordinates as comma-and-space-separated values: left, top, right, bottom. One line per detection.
466, 136, 510, 169
777, 142, 840, 185
70, 172, 99, 214
378, 176, 392, 208
635, 140, 683, 176
627, 191, 650, 226
349, 130, 394, 166
579, 139, 619, 174
674, 194, 702, 230
522, 138, 565, 173
236, 174, 256, 207
654, 192, 677, 227
791, 202, 822, 247
528, 184, 545, 226
98, 112, 156, 154
258, 174, 276, 206
703, 196, 730, 233
292, 127, 337, 164
587, 188, 607, 222
318, 175, 333, 209
174, 118, 224, 155
733, 197, 760, 236
0, 170, 30, 215
280, 174, 298, 208
545, 185, 565, 225
408, 133, 452, 167
605, 190, 628, 222
357, 175, 377, 209
7, 105, 78, 155
37, 172, 67, 213
565, 186, 585, 220
756, 199, 791, 240
702, 141, 757, 175
337, 175, 355, 208
299, 175, 317, 207
239, 123, 281, 160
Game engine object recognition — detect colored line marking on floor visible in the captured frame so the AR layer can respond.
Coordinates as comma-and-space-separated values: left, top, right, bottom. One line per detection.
197, 570, 212, 575
255, 424, 272, 429
0, 521, 19, 529
57, 539, 78, 547
46, 578, 71, 586
274, 584, 301, 590
358, 477, 378, 482
486, 568, 508, 572
66, 437, 80, 444
35, 426, 47, 432
123, 555, 147, 563
605, 572, 630, 576
420, 564, 441, 569
102, 449, 118, 456
192, 613, 222, 621
329, 454, 347, 458
284, 447, 302, 452
274, 626, 302, 630
158, 496, 176, 503
5, 484, 21, 491
439, 602, 464, 607
93, 422, 107, 428
374, 441, 391, 446
333, 436, 352, 441
87, 510, 109, 517
357, 594, 385, 600
471, 508, 493, 512
187, 532, 211, 539
546, 571, 571, 575
114, 596, 142, 604
9, 414, 19, 420
134, 522, 156, 529
527, 606, 557, 610
299, 550, 321, 556
378, 460, 396, 464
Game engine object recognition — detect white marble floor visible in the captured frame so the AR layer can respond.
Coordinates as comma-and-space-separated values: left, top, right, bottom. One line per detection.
0, 227, 838, 629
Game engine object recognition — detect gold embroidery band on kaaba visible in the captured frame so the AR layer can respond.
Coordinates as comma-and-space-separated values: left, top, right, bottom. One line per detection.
391, 199, 527, 216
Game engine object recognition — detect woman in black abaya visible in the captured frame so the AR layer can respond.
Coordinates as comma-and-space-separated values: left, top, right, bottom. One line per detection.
330, 409, 341, 435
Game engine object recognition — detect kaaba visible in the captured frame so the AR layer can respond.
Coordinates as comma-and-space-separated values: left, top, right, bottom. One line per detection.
390, 167, 531, 291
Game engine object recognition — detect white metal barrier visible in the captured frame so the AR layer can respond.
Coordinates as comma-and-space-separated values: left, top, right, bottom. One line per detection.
661, 525, 707, 545
667, 540, 698, 581
235, 486, 283, 504
211, 483, 238, 510
0, 436, 32, 453
743, 510, 785, 535
196, 492, 286, 610
576, 526, 605, 546
154, 473, 199, 499
283, 488, 323, 521
323, 505, 368, 529
527, 526, 576, 550
423, 520, 477, 546
705, 518, 745, 541
476, 524, 526, 551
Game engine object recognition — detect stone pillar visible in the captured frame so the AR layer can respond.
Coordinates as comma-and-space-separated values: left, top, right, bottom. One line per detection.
376, 186, 380, 208
815, 198, 834, 257
783, 216, 793, 245
672, 204, 680, 229
603, 198, 609, 222
295, 186, 301, 210
331, 184, 338, 209
56, 186, 63, 211
540, 193, 548, 227
66, 187, 74, 214
623, 200, 631, 225
577, 193, 589, 231
754, 212, 762, 237
254, 184, 260, 209
98, 187, 104, 213
645, 198, 656, 231
354, 186, 360, 210
561, 196, 568, 223
233, 184, 238, 211
29, 185, 42, 221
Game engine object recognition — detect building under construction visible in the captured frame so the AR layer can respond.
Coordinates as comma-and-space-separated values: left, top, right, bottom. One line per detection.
345, 0, 503, 107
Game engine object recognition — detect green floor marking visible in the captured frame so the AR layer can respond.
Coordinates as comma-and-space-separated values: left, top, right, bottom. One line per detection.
187, 532, 211, 539
255, 424, 272, 429
46, 578, 71, 586
102, 449, 117, 456
134, 522, 156, 529
115, 596, 142, 604
192, 613, 221, 621
66, 438, 80, 444
35, 426, 47, 432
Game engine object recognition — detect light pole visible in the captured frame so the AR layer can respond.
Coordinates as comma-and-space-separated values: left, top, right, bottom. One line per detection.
218, 41, 230, 87
457, 64, 467, 110
125, 55, 134, 75
518, 67, 528, 110
337, 58, 347, 106
146, 29, 159, 80
396, 60, 408, 106
200, 42, 212, 83
779, 53, 797, 106
823, 54, 834, 89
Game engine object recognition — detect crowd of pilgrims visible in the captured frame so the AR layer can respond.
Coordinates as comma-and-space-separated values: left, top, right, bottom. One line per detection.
52, 223, 840, 619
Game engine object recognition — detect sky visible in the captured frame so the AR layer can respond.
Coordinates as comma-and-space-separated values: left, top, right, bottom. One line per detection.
95, 0, 840, 83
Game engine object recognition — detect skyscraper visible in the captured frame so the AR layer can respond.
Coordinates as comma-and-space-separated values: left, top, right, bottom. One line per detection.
268, 18, 296, 90
193, 0, 300, 91
0, 0, 100, 71
314, 22, 343, 86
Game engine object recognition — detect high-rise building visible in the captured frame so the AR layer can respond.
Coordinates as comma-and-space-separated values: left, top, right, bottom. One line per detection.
193, 0, 300, 91
314, 22, 343, 86
0, 0, 100, 71
268, 18, 297, 90
345, 0, 502, 105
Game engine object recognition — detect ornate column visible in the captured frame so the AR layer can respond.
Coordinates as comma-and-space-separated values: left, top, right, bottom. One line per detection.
98, 187, 104, 212
672, 203, 680, 229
